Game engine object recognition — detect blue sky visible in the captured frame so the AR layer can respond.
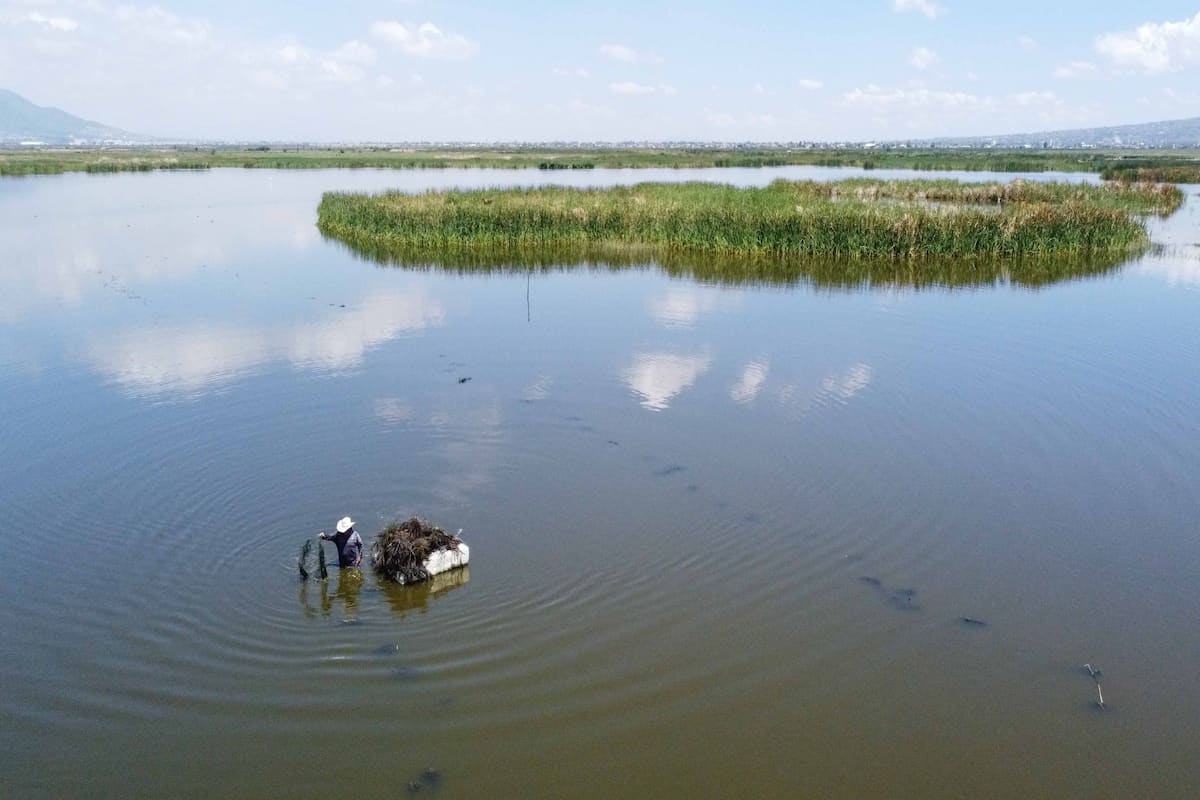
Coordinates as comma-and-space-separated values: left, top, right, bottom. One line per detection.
3, 0, 1200, 141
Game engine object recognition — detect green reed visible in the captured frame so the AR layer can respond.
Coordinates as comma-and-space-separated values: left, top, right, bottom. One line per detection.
317, 179, 1157, 260
5, 145, 1200, 177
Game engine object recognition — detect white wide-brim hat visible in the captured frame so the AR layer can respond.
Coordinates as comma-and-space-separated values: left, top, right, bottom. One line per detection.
336, 516, 355, 533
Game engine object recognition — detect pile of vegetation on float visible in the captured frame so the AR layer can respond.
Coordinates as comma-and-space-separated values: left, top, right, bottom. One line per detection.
371, 518, 463, 585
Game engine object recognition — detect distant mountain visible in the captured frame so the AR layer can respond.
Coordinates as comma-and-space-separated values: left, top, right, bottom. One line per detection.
927, 116, 1200, 149
0, 88, 148, 145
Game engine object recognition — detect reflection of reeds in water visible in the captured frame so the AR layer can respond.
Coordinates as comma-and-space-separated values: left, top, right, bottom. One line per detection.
327, 237, 1132, 291
318, 179, 1169, 264
380, 566, 470, 618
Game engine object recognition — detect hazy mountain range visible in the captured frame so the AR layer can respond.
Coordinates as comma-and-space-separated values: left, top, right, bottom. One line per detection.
0, 89, 146, 145
926, 116, 1200, 149
3, 87, 1200, 148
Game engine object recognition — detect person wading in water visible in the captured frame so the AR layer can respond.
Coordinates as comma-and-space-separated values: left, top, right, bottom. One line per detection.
319, 516, 364, 568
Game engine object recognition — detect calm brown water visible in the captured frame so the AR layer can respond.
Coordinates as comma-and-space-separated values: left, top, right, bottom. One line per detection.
1, 167, 1198, 799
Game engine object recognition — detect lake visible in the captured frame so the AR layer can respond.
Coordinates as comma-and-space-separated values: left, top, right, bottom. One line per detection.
1, 166, 1198, 799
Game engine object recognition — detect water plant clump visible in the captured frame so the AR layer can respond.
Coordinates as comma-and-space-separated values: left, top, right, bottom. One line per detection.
317, 178, 1163, 261
371, 517, 462, 585
298, 539, 312, 580
317, 540, 328, 580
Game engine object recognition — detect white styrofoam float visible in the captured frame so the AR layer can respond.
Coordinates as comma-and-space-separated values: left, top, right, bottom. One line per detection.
419, 542, 470, 582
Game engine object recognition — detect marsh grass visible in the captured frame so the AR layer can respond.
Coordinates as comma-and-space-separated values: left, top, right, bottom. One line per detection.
5, 145, 1200, 177
1104, 165, 1200, 184
317, 179, 1162, 261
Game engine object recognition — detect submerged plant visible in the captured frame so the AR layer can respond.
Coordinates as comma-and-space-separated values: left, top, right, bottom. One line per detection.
298, 539, 312, 580
372, 518, 462, 585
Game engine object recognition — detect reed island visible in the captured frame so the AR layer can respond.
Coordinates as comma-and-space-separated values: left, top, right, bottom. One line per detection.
316, 178, 1182, 262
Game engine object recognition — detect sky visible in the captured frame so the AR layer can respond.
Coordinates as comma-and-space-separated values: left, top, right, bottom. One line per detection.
3, 0, 1200, 142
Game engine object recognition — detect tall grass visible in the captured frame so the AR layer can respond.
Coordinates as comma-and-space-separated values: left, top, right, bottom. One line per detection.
317, 179, 1155, 260
4, 145, 1200, 177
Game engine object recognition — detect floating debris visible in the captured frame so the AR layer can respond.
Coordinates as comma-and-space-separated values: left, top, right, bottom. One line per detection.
373, 643, 401, 657
887, 588, 921, 611
858, 576, 882, 587
371, 517, 469, 585
655, 464, 686, 477
457, 376, 472, 384
959, 617, 989, 627
1082, 663, 1108, 710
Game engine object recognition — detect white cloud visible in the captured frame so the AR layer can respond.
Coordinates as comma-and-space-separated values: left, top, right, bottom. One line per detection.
892, 0, 942, 20
252, 68, 287, 90
1054, 61, 1098, 79
113, 6, 210, 46
370, 21, 479, 60
609, 81, 656, 95
331, 40, 377, 65
22, 12, 78, 32
797, 78, 823, 90
1009, 90, 1060, 107
320, 59, 365, 83
599, 43, 662, 64
277, 44, 310, 64
552, 66, 591, 78
704, 109, 776, 128
1019, 35, 1038, 49
910, 46, 939, 70
1095, 12, 1200, 73
843, 84, 990, 112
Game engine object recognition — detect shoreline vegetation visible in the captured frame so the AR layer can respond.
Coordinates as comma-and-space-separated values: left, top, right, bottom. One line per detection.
2, 145, 1200, 180
316, 179, 1179, 263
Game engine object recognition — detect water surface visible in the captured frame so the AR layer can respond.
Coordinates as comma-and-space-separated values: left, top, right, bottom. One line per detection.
1, 167, 1198, 799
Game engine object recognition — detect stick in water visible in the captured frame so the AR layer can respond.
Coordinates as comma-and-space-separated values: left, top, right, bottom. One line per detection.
1096, 683, 1106, 709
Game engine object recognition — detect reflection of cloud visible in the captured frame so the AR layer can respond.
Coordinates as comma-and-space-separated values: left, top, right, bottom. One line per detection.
375, 397, 414, 424
649, 287, 743, 328
0, 190, 318, 325
778, 363, 873, 418
731, 359, 769, 404
1136, 251, 1200, 287
622, 351, 712, 411
427, 401, 506, 506
288, 290, 446, 370
89, 288, 446, 396
523, 375, 553, 402
817, 363, 873, 405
